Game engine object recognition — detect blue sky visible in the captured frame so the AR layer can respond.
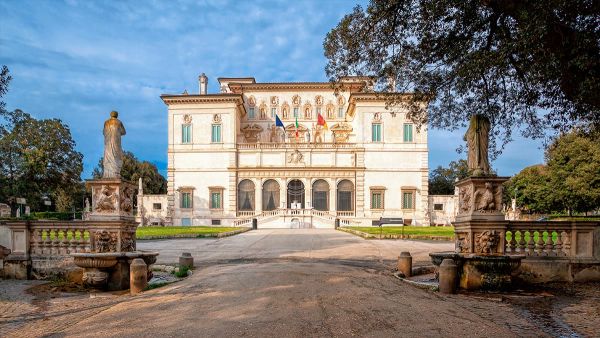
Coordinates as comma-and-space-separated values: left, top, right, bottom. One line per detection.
0, 0, 546, 178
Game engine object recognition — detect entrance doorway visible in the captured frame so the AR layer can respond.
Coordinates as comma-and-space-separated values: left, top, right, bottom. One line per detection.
287, 179, 305, 209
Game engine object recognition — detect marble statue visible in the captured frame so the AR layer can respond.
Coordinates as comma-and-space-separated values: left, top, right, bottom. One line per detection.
464, 114, 490, 176
103, 111, 126, 178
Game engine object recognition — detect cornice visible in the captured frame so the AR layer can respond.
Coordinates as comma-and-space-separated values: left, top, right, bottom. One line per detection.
160, 94, 243, 105
227, 82, 366, 93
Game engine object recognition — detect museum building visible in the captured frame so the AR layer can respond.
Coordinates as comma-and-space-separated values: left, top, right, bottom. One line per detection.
157, 74, 429, 228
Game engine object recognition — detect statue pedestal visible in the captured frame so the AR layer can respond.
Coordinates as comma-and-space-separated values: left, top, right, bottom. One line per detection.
86, 178, 136, 222
455, 176, 509, 222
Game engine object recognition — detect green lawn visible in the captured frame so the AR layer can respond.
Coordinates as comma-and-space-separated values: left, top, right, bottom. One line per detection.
136, 226, 242, 239
346, 226, 455, 238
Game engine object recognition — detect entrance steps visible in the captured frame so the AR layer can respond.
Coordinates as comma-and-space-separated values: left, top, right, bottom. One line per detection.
232, 209, 361, 229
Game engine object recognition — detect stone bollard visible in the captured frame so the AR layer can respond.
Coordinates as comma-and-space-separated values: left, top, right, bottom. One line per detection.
130, 258, 148, 295
179, 252, 194, 269
397, 252, 412, 277
439, 258, 458, 294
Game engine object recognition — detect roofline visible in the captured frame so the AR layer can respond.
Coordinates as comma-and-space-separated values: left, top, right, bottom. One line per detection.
160, 93, 244, 105
217, 77, 256, 83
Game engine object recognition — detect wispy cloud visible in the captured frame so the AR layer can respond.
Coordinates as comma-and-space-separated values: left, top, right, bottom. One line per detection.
0, 0, 543, 178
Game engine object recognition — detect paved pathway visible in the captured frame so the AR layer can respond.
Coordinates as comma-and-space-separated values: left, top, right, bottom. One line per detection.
138, 228, 454, 267
3, 229, 596, 337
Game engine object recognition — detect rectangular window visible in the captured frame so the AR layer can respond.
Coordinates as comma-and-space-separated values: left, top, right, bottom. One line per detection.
152, 203, 162, 210
182, 124, 192, 144
434, 203, 444, 211
249, 107, 255, 119
210, 192, 222, 209
372, 123, 382, 142
211, 219, 221, 225
371, 191, 384, 209
181, 218, 191, 226
293, 107, 299, 118
211, 124, 221, 143
338, 107, 344, 118
181, 192, 192, 209
316, 107, 321, 116
403, 124, 413, 142
402, 192, 414, 209
271, 107, 276, 118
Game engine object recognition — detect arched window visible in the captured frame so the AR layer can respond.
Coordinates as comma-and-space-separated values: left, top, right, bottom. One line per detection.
312, 180, 329, 211
262, 180, 280, 211
238, 180, 255, 211
337, 180, 354, 212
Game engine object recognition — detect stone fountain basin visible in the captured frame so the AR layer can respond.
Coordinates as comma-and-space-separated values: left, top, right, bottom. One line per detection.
72, 251, 159, 269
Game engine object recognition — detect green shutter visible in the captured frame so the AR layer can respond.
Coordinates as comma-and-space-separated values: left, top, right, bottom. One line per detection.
182, 124, 191, 143
404, 124, 413, 142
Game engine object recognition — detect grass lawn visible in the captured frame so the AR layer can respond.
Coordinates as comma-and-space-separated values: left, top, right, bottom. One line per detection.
136, 226, 241, 239
346, 226, 455, 238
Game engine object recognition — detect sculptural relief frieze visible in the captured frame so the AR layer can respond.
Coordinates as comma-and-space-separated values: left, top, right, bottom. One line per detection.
474, 182, 503, 212
456, 233, 471, 253
120, 186, 133, 213
94, 230, 118, 253
287, 149, 304, 164
475, 230, 499, 254
95, 185, 117, 213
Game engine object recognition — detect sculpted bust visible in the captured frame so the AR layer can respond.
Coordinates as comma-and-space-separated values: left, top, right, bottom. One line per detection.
103, 111, 126, 178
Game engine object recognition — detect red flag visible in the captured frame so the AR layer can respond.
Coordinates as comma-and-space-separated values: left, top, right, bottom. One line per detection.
317, 113, 328, 130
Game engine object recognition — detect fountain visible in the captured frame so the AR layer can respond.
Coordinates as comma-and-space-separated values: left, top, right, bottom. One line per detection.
430, 115, 523, 290
72, 111, 158, 290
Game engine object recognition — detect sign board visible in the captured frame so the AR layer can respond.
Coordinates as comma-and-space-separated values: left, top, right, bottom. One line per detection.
16, 198, 26, 204
25, 206, 30, 216
44, 200, 51, 206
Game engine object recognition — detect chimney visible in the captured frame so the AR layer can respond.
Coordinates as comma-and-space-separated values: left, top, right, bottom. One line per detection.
199, 73, 208, 95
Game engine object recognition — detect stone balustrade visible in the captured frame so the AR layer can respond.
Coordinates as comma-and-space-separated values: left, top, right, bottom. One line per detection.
336, 211, 355, 217
1, 219, 138, 280
237, 142, 356, 150
505, 221, 598, 259
29, 221, 91, 256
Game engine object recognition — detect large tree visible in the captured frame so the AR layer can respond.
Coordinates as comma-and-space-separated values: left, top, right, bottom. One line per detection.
0, 109, 84, 212
324, 1, 599, 154
428, 159, 469, 195
546, 130, 600, 215
503, 165, 558, 214
92, 151, 167, 195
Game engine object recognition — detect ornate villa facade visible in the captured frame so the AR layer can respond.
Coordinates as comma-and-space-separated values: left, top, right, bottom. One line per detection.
158, 74, 430, 228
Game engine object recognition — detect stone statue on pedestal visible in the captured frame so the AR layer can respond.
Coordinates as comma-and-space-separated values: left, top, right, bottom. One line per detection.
103, 111, 126, 178
464, 114, 490, 176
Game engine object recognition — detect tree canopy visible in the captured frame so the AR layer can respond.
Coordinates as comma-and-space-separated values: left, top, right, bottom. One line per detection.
0, 109, 84, 212
324, 0, 600, 154
504, 130, 600, 214
92, 151, 167, 195
428, 159, 469, 195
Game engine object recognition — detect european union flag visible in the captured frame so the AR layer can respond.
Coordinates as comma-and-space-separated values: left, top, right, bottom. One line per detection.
275, 114, 284, 128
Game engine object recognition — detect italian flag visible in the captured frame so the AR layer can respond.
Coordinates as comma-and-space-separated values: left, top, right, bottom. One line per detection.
295, 115, 299, 138
317, 113, 328, 130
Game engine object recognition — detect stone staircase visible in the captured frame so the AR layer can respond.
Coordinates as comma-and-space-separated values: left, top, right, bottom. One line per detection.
232, 209, 362, 229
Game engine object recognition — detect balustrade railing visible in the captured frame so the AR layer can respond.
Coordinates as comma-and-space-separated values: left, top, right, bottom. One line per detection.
237, 142, 356, 150
504, 222, 572, 257
336, 211, 355, 217
29, 221, 91, 256
504, 221, 598, 259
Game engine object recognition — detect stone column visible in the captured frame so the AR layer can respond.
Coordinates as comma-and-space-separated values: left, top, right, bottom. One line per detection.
255, 179, 262, 213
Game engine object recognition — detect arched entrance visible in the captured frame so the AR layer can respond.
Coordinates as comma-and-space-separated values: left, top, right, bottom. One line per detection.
262, 179, 280, 211
287, 179, 305, 209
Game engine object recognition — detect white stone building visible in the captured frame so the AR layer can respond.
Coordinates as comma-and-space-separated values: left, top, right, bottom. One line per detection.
160, 75, 429, 228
